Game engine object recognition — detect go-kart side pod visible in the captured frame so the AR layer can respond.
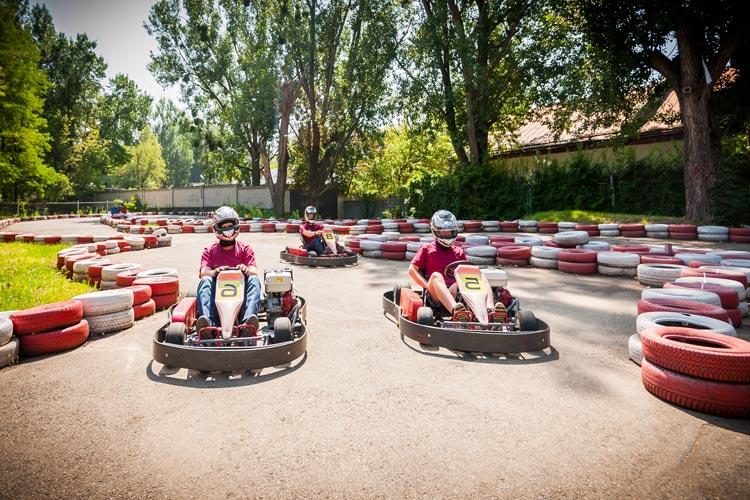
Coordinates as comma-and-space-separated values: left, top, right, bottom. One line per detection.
382, 290, 550, 354
280, 248, 357, 267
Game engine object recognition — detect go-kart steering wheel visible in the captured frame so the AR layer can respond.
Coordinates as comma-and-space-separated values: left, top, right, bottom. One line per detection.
444, 260, 472, 280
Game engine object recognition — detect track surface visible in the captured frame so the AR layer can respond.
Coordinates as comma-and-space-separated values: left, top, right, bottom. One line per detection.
1, 218, 749, 498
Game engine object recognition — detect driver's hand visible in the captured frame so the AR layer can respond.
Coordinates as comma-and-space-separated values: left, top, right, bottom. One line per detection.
237, 264, 250, 276
212, 266, 229, 277
315, 230, 323, 237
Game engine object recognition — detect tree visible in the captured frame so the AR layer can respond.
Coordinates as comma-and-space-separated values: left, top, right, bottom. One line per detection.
569, 0, 745, 222
0, 1, 68, 201
112, 127, 166, 189
153, 98, 194, 187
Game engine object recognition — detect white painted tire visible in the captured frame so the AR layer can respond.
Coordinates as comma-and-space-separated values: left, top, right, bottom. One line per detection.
468, 256, 496, 265
582, 241, 610, 251
599, 230, 621, 237
557, 222, 577, 230
531, 246, 562, 259
646, 232, 669, 239
363, 234, 387, 242
554, 231, 589, 246
0, 337, 19, 368
518, 220, 538, 227
359, 240, 383, 251
72, 272, 88, 283
106, 247, 120, 255
406, 242, 426, 252
514, 237, 543, 246
157, 236, 172, 247
0, 317, 13, 347
530, 256, 558, 269
87, 308, 135, 336
481, 220, 500, 228
74, 289, 134, 315
598, 223, 619, 231
99, 280, 119, 290
362, 250, 382, 258
697, 225, 729, 235
698, 234, 729, 242
194, 225, 209, 233
598, 264, 636, 277
136, 268, 179, 279
674, 277, 746, 300
645, 224, 669, 232
636, 311, 736, 337
636, 264, 687, 287
674, 252, 722, 265
466, 235, 489, 246
739, 301, 748, 318
466, 245, 497, 258
597, 251, 640, 268
72, 258, 102, 275
101, 263, 142, 282
405, 251, 416, 261
641, 287, 721, 306
383, 232, 401, 241
628, 333, 643, 365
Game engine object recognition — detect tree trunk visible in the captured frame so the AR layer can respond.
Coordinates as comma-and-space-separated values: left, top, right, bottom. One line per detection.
262, 79, 299, 215
677, 27, 720, 223
250, 149, 261, 187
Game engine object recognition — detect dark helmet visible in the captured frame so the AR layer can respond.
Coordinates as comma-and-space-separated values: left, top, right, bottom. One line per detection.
304, 206, 317, 222
212, 206, 240, 242
430, 210, 458, 247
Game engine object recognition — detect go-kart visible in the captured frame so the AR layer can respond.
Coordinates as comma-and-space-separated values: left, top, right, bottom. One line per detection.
153, 267, 307, 372
383, 261, 550, 354
280, 228, 357, 267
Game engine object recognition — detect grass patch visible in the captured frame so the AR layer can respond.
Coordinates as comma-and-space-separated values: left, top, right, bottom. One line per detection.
526, 210, 688, 224
0, 242, 94, 311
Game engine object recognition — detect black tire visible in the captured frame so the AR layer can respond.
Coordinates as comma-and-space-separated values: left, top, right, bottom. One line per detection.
187, 288, 197, 298
165, 322, 186, 345
416, 306, 434, 326
308, 251, 317, 258
272, 317, 292, 343
393, 282, 411, 305
516, 310, 537, 331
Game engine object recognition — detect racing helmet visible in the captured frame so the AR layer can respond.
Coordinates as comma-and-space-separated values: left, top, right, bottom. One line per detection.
430, 210, 459, 247
304, 206, 317, 222
212, 206, 240, 241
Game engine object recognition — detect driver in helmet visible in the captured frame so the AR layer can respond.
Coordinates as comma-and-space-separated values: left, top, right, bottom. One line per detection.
299, 206, 327, 255
408, 210, 507, 323
196, 206, 261, 332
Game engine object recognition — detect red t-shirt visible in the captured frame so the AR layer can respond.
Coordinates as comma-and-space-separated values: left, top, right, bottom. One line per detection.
410, 241, 467, 286
301, 221, 324, 245
200, 240, 256, 272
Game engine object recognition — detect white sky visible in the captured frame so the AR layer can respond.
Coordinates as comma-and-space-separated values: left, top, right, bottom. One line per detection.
36, 0, 181, 104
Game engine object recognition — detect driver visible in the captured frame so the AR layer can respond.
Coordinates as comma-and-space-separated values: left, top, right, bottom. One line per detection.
408, 210, 507, 323
196, 206, 261, 332
299, 206, 327, 255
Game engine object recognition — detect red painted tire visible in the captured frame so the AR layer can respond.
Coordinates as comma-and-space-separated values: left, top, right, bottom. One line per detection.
382, 251, 406, 260
680, 268, 747, 287
398, 223, 414, 233
381, 241, 407, 252
500, 222, 518, 232
729, 227, 750, 236
287, 247, 309, 257
115, 269, 139, 287
687, 260, 716, 268
182, 225, 195, 233
398, 236, 420, 242
88, 261, 115, 279
663, 282, 739, 309
125, 284, 153, 305
495, 257, 528, 267
620, 223, 645, 231
544, 241, 562, 248
669, 224, 697, 234
153, 292, 178, 310
77, 235, 94, 243
18, 319, 89, 357
44, 235, 62, 244
612, 244, 650, 254
729, 235, 750, 243
670, 233, 697, 240
365, 224, 384, 233
636, 298, 730, 322
620, 231, 646, 238
11, 300, 84, 335
285, 224, 299, 233
727, 308, 742, 328
65, 253, 98, 272
641, 358, 750, 418
132, 276, 179, 296
558, 249, 597, 263
558, 261, 597, 274
133, 299, 156, 320
640, 255, 683, 265
641, 326, 750, 382
497, 245, 532, 259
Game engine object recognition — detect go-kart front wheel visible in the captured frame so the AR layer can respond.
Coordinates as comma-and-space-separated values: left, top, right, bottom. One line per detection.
516, 310, 538, 331
272, 317, 293, 343
416, 306, 434, 326
165, 322, 186, 345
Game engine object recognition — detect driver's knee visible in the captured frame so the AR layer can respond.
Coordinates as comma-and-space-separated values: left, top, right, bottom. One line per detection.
245, 275, 261, 288
198, 275, 214, 290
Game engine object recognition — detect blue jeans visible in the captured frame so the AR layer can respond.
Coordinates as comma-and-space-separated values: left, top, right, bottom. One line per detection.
304, 236, 327, 254
196, 275, 261, 326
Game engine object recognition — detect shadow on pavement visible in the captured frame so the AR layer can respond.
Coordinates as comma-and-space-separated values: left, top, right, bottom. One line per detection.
643, 392, 750, 435
144, 352, 307, 388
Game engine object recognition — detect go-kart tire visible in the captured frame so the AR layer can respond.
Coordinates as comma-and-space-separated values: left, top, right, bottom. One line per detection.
393, 282, 411, 305
416, 306, 433, 326
641, 326, 750, 382
18, 319, 89, 357
308, 251, 318, 257
10, 301, 84, 336
165, 322, 186, 345
640, 358, 750, 418
272, 317, 292, 343
516, 310, 537, 331
629, 333, 643, 365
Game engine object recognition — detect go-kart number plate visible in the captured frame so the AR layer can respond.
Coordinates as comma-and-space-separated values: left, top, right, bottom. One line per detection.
217, 279, 243, 301
323, 230, 335, 241
457, 269, 485, 293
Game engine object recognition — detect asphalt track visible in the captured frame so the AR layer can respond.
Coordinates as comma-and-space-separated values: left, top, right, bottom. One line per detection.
1, 218, 748, 498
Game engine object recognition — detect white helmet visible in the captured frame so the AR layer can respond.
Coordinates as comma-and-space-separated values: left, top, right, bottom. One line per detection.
304, 206, 317, 222
430, 210, 458, 247
212, 206, 240, 242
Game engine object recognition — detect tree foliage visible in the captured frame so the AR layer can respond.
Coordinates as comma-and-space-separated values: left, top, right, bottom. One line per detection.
152, 98, 194, 187
112, 126, 166, 189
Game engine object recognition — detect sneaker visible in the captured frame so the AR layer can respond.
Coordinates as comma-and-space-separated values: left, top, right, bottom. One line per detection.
451, 303, 471, 322
242, 314, 260, 332
492, 302, 508, 323
195, 315, 211, 331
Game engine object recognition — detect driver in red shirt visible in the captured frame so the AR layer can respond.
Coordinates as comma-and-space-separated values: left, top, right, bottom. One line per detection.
408, 210, 507, 322
299, 206, 327, 255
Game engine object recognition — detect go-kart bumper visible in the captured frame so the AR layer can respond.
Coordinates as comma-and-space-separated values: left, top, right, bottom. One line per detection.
280, 250, 357, 267
382, 291, 550, 353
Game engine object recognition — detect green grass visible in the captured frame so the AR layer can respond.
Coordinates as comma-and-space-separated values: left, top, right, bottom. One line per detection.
526, 210, 688, 224
0, 242, 94, 311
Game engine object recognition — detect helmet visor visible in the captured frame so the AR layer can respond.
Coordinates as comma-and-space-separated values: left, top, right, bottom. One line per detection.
215, 222, 239, 238
433, 228, 458, 240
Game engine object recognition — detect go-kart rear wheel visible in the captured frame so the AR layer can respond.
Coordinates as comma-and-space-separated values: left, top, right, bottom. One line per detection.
308, 251, 317, 258
392, 282, 411, 305
416, 306, 434, 326
272, 317, 292, 343
516, 310, 538, 331
165, 322, 186, 345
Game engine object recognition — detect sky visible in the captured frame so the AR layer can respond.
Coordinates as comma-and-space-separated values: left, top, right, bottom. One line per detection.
36, 0, 181, 103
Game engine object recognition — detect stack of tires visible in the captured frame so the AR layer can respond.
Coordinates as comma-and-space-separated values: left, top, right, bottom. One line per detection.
481, 220, 500, 232
405, 240, 426, 261
697, 225, 729, 242
538, 222, 558, 234
620, 223, 646, 238
553, 230, 589, 248
500, 221, 519, 232
639, 326, 750, 418
464, 245, 496, 265
73, 289, 134, 336
645, 224, 669, 239
598, 223, 620, 237
636, 263, 687, 287
557, 249, 597, 275
495, 245, 530, 267
668, 224, 697, 240
344, 237, 362, 254
129, 284, 156, 320
381, 241, 407, 260
637, 288, 729, 323
597, 252, 640, 277
0, 313, 19, 368
132, 269, 180, 310
730, 227, 750, 243
575, 224, 599, 237
413, 222, 430, 233
100, 263, 142, 290
10, 301, 89, 357
518, 220, 538, 233
529, 245, 561, 269
360, 238, 383, 258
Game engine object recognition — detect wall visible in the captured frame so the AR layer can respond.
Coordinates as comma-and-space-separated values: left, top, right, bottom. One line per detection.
91, 185, 288, 211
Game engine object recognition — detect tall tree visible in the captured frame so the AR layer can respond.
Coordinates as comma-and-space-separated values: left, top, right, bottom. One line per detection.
98, 73, 153, 167
112, 126, 166, 189
570, 0, 745, 222
152, 98, 194, 187
0, 1, 68, 201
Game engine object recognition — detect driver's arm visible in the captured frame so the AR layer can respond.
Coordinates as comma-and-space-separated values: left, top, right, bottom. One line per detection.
300, 226, 319, 238
408, 263, 428, 289
200, 266, 216, 278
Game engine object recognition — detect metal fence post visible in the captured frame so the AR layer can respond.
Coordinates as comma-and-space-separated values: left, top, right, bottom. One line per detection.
610, 173, 616, 210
